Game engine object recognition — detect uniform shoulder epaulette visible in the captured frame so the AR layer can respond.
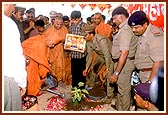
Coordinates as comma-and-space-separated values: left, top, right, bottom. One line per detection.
150, 25, 162, 36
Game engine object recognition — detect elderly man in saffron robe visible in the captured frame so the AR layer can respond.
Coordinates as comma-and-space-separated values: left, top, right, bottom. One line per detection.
94, 12, 112, 40
45, 17, 71, 86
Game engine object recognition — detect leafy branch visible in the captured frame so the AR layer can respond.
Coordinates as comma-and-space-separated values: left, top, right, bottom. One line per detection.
71, 82, 89, 106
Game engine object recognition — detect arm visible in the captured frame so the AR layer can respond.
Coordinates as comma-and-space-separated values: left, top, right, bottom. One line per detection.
149, 34, 164, 82
98, 38, 112, 69
149, 61, 164, 82
46, 27, 68, 47
115, 50, 128, 73
24, 20, 35, 34
24, 26, 34, 34
83, 42, 94, 76
110, 50, 128, 83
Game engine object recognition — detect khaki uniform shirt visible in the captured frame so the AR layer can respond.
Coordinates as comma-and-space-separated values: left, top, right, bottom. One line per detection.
135, 24, 164, 69
111, 19, 138, 69
86, 34, 112, 69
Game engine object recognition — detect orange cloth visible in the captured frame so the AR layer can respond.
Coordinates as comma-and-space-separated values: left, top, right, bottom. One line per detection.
44, 26, 71, 84
22, 34, 51, 96
95, 22, 112, 39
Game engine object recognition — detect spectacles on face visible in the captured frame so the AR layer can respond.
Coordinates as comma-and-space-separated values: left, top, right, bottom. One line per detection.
27, 16, 34, 18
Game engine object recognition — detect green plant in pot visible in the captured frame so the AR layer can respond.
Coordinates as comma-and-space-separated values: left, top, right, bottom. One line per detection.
71, 82, 89, 106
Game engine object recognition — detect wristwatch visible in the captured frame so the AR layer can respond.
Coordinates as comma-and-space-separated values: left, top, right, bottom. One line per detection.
147, 80, 152, 83
106, 68, 109, 71
114, 71, 119, 76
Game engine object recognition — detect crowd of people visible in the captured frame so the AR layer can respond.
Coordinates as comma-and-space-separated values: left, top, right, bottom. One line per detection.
3, 3, 164, 111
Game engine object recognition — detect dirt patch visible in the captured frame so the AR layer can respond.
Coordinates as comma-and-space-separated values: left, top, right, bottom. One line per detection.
66, 98, 105, 111
37, 85, 119, 111
88, 86, 106, 97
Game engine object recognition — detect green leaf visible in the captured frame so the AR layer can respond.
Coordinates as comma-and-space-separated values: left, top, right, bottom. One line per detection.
78, 82, 84, 87
76, 91, 79, 95
72, 97, 75, 102
71, 86, 77, 90
74, 100, 78, 106
77, 95, 82, 101
74, 93, 78, 99
71, 82, 88, 106
71, 90, 76, 93
77, 89, 81, 93
82, 89, 89, 94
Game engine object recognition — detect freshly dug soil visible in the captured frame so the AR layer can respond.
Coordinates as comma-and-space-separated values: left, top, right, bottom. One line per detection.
88, 86, 106, 98
66, 98, 105, 111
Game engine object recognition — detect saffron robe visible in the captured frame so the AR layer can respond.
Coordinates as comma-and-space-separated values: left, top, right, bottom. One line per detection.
22, 34, 51, 96
95, 22, 112, 40
45, 26, 71, 84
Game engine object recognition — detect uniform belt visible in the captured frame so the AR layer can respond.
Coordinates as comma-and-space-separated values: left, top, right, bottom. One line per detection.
139, 68, 152, 72
112, 56, 135, 63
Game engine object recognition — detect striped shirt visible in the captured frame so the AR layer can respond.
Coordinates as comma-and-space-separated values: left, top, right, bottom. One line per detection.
69, 21, 87, 59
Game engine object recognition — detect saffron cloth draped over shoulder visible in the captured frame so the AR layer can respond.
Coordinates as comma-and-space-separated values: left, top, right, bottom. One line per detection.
22, 34, 52, 96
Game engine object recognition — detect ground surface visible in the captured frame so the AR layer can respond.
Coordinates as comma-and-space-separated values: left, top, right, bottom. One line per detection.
36, 85, 119, 111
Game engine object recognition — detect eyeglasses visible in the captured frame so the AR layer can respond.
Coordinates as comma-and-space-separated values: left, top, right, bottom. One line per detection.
27, 16, 34, 18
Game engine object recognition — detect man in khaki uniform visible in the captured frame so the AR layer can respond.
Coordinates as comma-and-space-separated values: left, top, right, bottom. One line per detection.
110, 7, 138, 111
128, 11, 164, 84
82, 25, 114, 103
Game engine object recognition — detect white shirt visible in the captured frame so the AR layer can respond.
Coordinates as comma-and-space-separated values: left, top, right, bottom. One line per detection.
2, 15, 27, 88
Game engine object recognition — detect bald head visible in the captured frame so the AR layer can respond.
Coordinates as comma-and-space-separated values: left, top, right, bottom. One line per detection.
94, 12, 103, 25
55, 16, 63, 22
54, 17, 63, 30
94, 12, 103, 18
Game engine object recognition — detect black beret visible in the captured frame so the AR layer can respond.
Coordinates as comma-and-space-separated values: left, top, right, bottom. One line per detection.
128, 11, 149, 26
70, 11, 81, 19
134, 83, 151, 100
112, 6, 129, 18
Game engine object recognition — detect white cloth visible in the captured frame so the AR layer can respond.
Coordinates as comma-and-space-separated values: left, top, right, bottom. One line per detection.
2, 15, 27, 88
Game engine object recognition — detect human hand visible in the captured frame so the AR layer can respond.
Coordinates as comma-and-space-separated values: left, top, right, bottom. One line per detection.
102, 69, 109, 77
20, 87, 27, 97
83, 69, 88, 76
29, 20, 35, 29
46, 38, 54, 48
110, 74, 118, 84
